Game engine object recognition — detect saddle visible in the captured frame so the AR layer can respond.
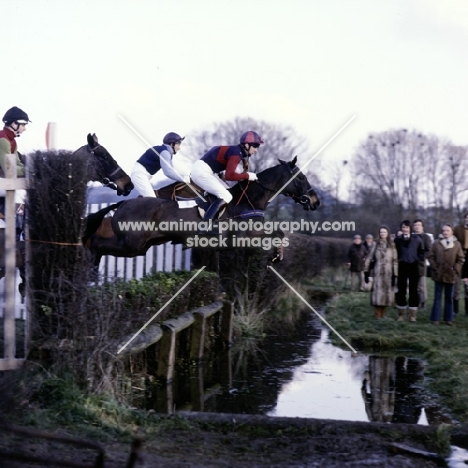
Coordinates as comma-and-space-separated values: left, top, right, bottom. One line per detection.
154, 181, 203, 201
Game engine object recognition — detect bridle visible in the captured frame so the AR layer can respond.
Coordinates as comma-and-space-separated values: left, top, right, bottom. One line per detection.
254, 163, 311, 207
86, 144, 124, 190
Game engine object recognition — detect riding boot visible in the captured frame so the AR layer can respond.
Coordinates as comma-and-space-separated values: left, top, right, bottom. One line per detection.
453, 299, 459, 316
409, 307, 418, 322
199, 198, 226, 234
397, 307, 406, 322
465, 298, 468, 317
381, 307, 386, 319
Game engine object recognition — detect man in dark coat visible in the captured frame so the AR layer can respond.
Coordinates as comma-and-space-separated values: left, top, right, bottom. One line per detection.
413, 219, 433, 310
394, 220, 425, 322
347, 234, 366, 292
363, 234, 376, 291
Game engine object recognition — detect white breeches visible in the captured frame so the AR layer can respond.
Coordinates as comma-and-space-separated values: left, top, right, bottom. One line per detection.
131, 162, 156, 198
191, 160, 233, 203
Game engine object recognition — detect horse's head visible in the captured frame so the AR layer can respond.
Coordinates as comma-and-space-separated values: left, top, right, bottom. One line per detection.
74, 134, 134, 196
277, 156, 320, 211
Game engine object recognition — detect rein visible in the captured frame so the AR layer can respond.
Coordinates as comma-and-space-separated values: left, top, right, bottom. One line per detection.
238, 164, 311, 209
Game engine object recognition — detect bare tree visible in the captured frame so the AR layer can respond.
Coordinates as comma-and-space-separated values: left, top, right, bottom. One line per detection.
444, 145, 468, 220
350, 128, 468, 232
189, 117, 317, 178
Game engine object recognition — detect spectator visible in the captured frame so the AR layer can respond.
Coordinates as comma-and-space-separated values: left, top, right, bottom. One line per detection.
347, 234, 366, 292
0, 106, 31, 239
394, 220, 425, 322
413, 219, 433, 310
453, 213, 468, 315
363, 234, 376, 291
364, 226, 398, 319
428, 224, 464, 326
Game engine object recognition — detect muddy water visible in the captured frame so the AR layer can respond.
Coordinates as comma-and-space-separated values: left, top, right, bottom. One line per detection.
147, 312, 468, 466
151, 313, 439, 424
268, 328, 429, 424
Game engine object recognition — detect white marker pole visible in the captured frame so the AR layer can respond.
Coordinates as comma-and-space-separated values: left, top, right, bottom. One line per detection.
45, 122, 57, 150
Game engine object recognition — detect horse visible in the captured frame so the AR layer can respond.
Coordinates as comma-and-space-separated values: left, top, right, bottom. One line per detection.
74, 133, 134, 196
0, 134, 134, 295
83, 156, 320, 268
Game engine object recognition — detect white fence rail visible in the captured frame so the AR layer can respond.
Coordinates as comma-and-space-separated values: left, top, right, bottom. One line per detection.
0, 154, 27, 370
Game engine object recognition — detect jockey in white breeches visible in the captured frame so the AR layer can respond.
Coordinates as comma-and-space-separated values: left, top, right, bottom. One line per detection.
190, 131, 264, 220
131, 132, 190, 198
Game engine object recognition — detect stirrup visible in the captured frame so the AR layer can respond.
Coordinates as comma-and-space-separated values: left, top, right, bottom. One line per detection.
203, 198, 226, 221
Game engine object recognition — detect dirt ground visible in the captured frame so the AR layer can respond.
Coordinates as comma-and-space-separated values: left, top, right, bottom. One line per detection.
0, 413, 453, 468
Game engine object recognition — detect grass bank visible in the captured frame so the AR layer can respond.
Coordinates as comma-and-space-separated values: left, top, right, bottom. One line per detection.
307, 267, 468, 424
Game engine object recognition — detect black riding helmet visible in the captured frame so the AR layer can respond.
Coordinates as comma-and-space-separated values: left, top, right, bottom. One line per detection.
2, 106, 31, 126
163, 132, 184, 145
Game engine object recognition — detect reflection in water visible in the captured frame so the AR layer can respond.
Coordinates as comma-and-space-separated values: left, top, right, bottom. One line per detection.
361, 356, 424, 424
146, 314, 442, 428
270, 328, 370, 421
146, 313, 322, 415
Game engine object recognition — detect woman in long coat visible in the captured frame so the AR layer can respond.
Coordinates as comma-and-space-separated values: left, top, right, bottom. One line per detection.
365, 225, 398, 319
428, 224, 464, 325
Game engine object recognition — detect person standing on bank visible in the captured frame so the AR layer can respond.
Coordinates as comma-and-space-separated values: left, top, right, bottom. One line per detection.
131, 132, 190, 198
190, 131, 263, 221
364, 226, 398, 319
453, 213, 468, 316
428, 224, 464, 326
394, 220, 425, 322
413, 219, 433, 310
347, 234, 367, 292
363, 234, 376, 291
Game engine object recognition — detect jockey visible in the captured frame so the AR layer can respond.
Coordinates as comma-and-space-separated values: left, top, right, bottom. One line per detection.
0, 106, 31, 237
191, 131, 264, 221
131, 132, 190, 197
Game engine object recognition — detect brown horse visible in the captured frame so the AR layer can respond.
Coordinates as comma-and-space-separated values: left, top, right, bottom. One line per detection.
83, 157, 320, 267
74, 133, 134, 196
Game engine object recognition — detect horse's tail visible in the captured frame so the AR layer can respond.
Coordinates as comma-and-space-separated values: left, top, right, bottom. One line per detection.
82, 201, 124, 244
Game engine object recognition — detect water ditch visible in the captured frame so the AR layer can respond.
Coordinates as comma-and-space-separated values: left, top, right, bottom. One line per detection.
143, 311, 468, 466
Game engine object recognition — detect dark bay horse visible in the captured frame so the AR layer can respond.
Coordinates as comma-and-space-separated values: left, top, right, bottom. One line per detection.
74, 133, 134, 196
0, 134, 134, 295
84, 157, 320, 267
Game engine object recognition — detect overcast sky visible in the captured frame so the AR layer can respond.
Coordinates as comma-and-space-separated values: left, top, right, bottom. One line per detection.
3, 0, 468, 182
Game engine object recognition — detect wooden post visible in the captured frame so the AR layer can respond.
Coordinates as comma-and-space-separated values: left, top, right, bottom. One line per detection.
157, 323, 177, 382
220, 301, 234, 345
156, 313, 196, 381
189, 312, 206, 362
190, 364, 204, 411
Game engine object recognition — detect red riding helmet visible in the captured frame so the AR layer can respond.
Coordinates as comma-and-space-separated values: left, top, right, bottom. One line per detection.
163, 132, 185, 145
240, 131, 264, 145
